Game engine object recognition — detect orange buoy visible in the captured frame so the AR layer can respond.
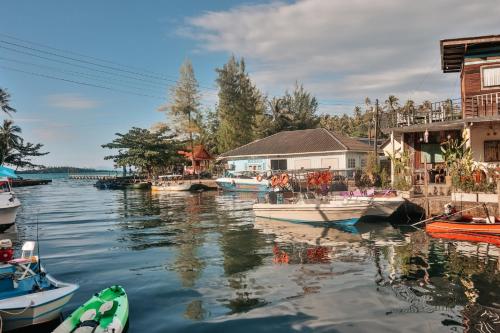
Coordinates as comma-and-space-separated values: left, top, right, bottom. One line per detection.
271, 175, 280, 187
256, 174, 263, 182
280, 173, 289, 186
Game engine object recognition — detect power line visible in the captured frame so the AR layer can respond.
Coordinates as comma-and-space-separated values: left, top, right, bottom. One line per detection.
0, 65, 164, 99
0, 38, 217, 91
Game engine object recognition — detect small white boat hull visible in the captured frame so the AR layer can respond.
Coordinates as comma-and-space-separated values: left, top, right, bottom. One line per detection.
0, 196, 20, 232
0, 276, 78, 331
151, 183, 192, 191
253, 201, 370, 224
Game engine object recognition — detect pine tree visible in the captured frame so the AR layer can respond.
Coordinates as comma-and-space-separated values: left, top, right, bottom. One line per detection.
215, 56, 264, 152
162, 59, 201, 165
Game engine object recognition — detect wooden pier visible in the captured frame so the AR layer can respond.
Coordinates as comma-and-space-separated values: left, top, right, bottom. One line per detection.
69, 174, 117, 180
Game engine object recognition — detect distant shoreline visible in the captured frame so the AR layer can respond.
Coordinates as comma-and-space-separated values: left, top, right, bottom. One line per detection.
17, 167, 117, 174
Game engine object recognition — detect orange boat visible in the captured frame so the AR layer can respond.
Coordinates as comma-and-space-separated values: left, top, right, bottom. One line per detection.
427, 232, 500, 246
426, 215, 500, 235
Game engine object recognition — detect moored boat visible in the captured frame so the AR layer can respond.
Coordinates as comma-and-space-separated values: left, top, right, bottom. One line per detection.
0, 241, 78, 332
151, 175, 192, 191
426, 216, 500, 235
0, 178, 21, 232
53, 285, 128, 333
216, 172, 270, 192
427, 231, 500, 246
253, 193, 371, 224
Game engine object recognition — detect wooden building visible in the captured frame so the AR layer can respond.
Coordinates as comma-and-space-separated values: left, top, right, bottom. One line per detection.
385, 35, 500, 192
178, 145, 213, 175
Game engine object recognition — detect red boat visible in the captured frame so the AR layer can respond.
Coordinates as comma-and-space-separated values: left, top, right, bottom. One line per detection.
426, 214, 500, 234
427, 231, 500, 246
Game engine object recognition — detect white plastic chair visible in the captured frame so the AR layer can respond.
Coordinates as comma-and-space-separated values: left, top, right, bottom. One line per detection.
9, 241, 38, 280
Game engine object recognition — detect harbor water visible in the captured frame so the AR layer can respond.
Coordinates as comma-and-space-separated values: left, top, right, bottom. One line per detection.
6, 175, 500, 332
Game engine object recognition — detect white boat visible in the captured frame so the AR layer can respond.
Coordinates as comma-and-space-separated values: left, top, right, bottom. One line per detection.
0, 178, 21, 232
216, 172, 270, 192
151, 175, 192, 192
253, 193, 371, 225
0, 241, 78, 331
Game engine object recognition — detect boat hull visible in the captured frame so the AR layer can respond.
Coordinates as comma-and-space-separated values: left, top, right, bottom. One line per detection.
216, 178, 270, 192
427, 232, 500, 246
345, 197, 405, 218
151, 184, 191, 191
426, 221, 500, 235
0, 202, 20, 232
0, 279, 78, 332
253, 202, 369, 224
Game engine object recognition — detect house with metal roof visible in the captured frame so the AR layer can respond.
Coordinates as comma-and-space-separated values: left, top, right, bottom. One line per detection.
218, 128, 372, 175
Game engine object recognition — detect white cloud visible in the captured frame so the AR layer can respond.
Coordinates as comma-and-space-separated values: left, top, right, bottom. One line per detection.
181, 0, 500, 114
46, 93, 99, 110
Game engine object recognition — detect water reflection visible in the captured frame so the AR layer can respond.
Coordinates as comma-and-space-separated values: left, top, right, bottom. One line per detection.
6, 181, 500, 332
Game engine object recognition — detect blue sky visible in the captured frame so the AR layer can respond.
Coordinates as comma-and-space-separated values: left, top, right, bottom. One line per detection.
1, 0, 498, 168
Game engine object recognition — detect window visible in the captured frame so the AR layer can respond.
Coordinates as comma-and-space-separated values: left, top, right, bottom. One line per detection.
482, 66, 500, 88
360, 159, 366, 168
270, 159, 287, 170
485, 140, 500, 162
347, 158, 356, 168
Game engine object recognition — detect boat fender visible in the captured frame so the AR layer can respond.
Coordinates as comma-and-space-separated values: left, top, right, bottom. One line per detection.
271, 175, 280, 187
280, 173, 289, 186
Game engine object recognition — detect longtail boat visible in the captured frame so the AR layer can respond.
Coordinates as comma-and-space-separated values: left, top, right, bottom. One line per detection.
427, 231, 500, 246
426, 215, 500, 235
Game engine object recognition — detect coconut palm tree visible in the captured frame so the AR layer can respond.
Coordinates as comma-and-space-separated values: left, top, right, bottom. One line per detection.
0, 119, 22, 165
384, 95, 400, 128
0, 89, 16, 115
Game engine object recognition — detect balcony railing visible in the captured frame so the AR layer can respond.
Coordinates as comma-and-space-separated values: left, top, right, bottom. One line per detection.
465, 92, 500, 118
380, 99, 462, 129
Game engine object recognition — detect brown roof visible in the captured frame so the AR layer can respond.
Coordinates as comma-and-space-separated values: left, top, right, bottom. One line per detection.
219, 128, 372, 158
441, 34, 500, 73
178, 145, 213, 160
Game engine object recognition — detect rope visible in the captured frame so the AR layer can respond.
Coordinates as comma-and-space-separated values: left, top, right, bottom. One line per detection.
0, 300, 34, 332
411, 203, 485, 227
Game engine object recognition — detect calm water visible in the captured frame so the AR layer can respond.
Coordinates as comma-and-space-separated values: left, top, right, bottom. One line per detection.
6, 175, 500, 332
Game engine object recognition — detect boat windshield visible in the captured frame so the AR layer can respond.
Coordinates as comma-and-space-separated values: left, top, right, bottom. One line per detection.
0, 181, 10, 193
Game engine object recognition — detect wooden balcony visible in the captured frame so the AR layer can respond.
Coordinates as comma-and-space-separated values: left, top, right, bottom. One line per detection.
381, 99, 462, 129
464, 92, 500, 118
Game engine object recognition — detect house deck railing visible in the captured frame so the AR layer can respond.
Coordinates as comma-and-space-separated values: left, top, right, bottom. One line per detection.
381, 99, 462, 129
465, 92, 500, 118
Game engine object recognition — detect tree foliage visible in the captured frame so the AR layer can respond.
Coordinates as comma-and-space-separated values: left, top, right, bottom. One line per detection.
0, 119, 48, 169
0, 88, 16, 115
102, 125, 185, 177
215, 56, 265, 152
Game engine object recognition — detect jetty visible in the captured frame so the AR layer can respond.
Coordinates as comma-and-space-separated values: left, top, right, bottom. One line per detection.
69, 174, 117, 180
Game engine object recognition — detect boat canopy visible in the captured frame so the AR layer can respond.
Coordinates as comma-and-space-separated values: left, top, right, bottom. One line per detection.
0, 166, 18, 179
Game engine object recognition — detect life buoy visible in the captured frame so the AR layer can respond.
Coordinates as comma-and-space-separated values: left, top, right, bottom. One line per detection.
271, 175, 280, 187
280, 173, 289, 186
307, 173, 317, 186
256, 175, 263, 182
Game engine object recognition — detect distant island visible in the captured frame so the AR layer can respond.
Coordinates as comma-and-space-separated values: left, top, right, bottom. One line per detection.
17, 167, 116, 174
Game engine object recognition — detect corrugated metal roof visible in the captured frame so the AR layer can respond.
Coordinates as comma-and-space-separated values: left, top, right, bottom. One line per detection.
219, 128, 372, 158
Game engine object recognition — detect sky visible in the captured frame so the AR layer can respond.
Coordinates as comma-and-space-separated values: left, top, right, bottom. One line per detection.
0, 0, 499, 169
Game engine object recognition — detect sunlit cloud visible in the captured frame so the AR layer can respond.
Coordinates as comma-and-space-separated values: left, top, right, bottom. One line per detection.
46, 93, 100, 110
181, 0, 500, 112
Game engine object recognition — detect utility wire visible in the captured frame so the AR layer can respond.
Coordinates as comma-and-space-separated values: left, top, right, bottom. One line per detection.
0, 65, 164, 99
0, 38, 217, 91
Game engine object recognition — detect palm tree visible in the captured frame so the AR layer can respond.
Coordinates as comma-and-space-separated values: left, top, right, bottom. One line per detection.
384, 95, 400, 127
0, 119, 22, 165
0, 89, 16, 115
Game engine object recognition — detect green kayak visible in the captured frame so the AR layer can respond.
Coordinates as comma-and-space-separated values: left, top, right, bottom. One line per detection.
53, 285, 128, 333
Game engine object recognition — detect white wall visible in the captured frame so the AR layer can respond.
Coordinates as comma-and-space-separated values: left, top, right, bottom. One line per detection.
227, 151, 369, 172
470, 123, 500, 163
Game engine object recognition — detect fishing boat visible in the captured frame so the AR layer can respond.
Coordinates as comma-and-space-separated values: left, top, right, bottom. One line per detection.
0, 178, 21, 232
253, 193, 371, 225
53, 285, 128, 333
151, 175, 192, 191
216, 172, 270, 192
426, 216, 500, 235
0, 240, 78, 331
427, 231, 500, 246
126, 180, 150, 189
